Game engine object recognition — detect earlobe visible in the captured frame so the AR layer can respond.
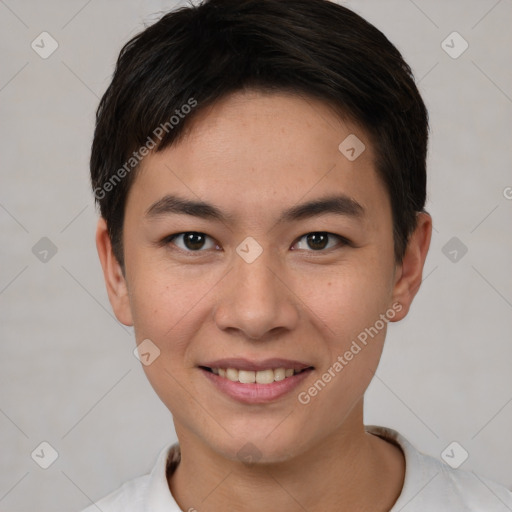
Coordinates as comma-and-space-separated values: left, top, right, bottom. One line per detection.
390, 212, 432, 322
95, 217, 134, 326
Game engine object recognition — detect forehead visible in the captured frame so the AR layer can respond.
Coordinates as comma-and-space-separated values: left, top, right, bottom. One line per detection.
128, 90, 390, 227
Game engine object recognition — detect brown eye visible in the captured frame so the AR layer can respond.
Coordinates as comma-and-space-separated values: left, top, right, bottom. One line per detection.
306, 232, 329, 250
183, 232, 206, 250
293, 232, 348, 251
166, 232, 218, 252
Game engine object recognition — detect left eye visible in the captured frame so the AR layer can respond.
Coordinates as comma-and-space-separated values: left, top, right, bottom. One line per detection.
293, 232, 347, 251
165, 232, 218, 252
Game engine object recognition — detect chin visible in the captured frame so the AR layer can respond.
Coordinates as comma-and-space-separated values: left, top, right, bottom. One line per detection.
203, 422, 312, 466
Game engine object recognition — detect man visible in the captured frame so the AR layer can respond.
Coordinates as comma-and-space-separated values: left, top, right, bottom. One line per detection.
83, 0, 512, 510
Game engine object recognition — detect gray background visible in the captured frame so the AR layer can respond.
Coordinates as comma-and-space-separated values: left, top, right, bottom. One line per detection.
0, 0, 511, 510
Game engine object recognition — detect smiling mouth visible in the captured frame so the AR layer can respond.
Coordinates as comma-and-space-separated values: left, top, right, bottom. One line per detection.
200, 366, 313, 384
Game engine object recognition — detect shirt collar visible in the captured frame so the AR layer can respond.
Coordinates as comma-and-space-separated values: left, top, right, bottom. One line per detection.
144, 442, 182, 511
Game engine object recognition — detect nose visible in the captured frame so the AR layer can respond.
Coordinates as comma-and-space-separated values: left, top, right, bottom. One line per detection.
213, 246, 300, 341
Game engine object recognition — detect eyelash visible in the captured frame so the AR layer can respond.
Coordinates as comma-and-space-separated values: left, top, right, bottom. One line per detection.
162, 231, 351, 254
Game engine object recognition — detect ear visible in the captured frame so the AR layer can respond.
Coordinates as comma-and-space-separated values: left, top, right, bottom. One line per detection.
390, 212, 432, 321
95, 217, 133, 326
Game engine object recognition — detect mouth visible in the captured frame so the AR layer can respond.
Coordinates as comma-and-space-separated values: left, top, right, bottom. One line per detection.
199, 358, 314, 403
200, 366, 311, 384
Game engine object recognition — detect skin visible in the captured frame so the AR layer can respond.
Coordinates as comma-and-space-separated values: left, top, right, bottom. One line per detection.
96, 90, 432, 511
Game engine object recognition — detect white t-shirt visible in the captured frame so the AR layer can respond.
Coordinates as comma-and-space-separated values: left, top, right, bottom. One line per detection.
80, 426, 512, 511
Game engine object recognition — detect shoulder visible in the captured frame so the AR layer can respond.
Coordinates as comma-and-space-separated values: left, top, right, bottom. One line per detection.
79, 474, 150, 512
78, 442, 180, 512
366, 425, 512, 512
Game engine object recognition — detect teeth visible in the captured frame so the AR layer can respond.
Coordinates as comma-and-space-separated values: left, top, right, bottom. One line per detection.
256, 369, 274, 384
226, 368, 239, 382
239, 370, 256, 383
211, 367, 305, 384
273, 368, 286, 381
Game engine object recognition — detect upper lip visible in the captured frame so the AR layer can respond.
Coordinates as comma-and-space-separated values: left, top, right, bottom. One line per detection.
200, 358, 313, 372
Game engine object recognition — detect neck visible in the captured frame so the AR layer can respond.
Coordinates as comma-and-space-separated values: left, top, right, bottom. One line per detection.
168, 405, 404, 512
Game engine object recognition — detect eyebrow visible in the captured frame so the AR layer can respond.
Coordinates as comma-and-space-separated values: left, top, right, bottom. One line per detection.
145, 193, 365, 224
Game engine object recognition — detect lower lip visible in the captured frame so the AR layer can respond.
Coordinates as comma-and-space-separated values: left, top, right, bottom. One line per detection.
200, 368, 313, 404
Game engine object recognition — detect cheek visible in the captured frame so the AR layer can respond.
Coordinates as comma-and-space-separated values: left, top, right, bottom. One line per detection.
129, 276, 174, 339
311, 255, 395, 408
128, 262, 221, 359
128, 271, 204, 410
304, 257, 394, 341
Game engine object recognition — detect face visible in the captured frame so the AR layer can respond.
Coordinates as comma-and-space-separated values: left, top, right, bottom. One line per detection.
98, 90, 429, 464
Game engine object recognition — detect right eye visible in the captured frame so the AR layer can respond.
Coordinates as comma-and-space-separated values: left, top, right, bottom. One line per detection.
162, 232, 220, 252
